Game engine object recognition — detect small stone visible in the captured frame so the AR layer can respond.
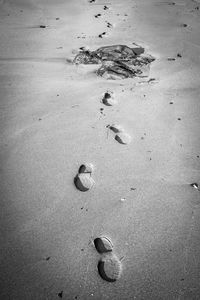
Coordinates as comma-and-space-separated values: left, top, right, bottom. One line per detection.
120, 198, 126, 202
190, 183, 198, 189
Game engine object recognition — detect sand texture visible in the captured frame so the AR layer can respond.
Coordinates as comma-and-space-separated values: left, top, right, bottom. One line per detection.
0, 0, 200, 299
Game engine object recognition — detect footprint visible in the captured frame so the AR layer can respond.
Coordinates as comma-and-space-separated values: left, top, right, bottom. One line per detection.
102, 92, 116, 106
98, 32, 107, 38
108, 124, 123, 133
94, 237, 113, 253
107, 124, 131, 144
115, 132, 131, 145
106, 22, 113, 28
97, 254, 122, 282
74, 163, 95, 192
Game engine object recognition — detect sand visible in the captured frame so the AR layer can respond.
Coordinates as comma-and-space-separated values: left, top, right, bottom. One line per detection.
0, 0, 200, 299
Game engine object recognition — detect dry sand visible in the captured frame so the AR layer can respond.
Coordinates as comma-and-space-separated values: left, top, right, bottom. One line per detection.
0, 0, 200, 299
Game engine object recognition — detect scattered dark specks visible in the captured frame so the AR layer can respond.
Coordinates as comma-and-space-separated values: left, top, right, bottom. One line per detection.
190, 183, 199, 189
169, 101, 173, 104
167, 57, 176, 61
39, 25, 46, 28
177, 53, 182, 58
58, 291, 63, 298
177, 117, 181, 120
46, 256, 51, 261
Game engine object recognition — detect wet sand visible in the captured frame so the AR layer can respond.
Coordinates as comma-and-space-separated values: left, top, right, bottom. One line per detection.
0, 0, 200, 299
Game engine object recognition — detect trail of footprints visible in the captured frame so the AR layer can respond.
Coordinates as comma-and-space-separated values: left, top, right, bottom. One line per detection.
73, 0, 132, 284
102, 91, 131, 145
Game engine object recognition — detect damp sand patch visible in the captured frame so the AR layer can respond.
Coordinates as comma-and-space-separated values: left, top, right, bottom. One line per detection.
73, 45, 155, 80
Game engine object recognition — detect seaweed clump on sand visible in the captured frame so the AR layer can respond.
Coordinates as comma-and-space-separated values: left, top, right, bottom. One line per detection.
73, 44, 155, 80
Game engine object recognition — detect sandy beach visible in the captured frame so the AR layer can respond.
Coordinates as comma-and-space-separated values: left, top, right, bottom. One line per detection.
0, 0, 200, 299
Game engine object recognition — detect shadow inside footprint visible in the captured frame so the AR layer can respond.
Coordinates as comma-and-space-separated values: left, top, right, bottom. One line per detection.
98, 255, 122, 282
115, 132, 131, 144
109, 124, 123, 133
79, 163, 93, 174
94, 237, 113, 253
74, 173, 94, 192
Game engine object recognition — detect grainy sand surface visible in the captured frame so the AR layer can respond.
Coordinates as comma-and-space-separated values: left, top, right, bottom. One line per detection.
0, 0, 200, 299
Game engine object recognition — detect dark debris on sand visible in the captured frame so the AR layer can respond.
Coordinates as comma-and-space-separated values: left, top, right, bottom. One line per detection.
58, 291, 63, 298
73, 45, 155, 80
